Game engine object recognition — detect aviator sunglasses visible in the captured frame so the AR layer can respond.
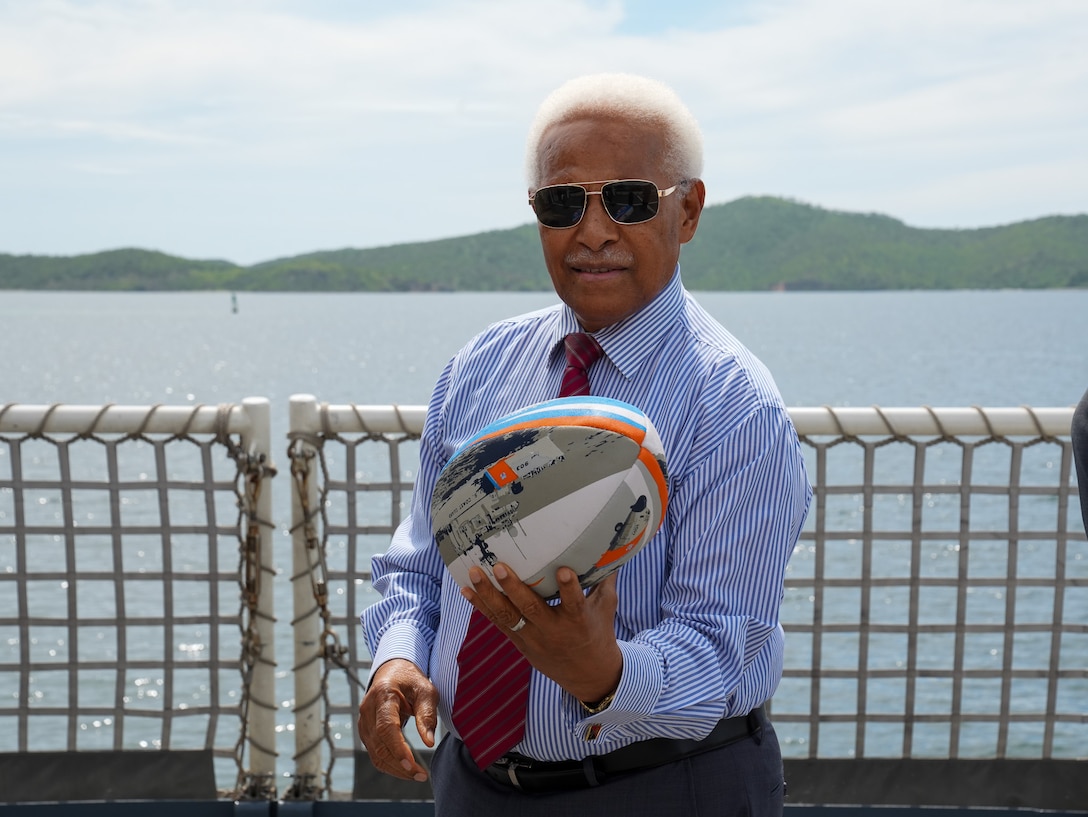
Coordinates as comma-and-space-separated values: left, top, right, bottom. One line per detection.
529, 179, 681, 229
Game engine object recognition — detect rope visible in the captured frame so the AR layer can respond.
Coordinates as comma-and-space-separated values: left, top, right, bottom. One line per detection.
972, 404, 999, 439
31, 403, 61, 437
81, 403, 115, 439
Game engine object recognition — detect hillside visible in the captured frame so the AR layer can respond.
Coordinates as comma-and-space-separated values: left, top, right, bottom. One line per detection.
2, 197, 1086, 291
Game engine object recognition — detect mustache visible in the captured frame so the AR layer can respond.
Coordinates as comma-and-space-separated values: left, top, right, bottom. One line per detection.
565, 251, 634, 268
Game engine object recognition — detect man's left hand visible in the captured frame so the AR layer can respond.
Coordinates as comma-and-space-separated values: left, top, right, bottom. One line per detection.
461, 562, 622, 705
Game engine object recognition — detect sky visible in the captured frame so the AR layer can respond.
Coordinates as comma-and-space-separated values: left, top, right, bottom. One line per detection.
1, 0, 1086, 266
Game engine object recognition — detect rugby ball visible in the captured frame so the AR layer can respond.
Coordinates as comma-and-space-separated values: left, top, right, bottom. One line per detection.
431, 396, 668, 599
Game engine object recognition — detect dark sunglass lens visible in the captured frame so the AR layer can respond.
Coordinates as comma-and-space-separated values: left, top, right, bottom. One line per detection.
602, 181, 659, 224
533, 185, 587, 228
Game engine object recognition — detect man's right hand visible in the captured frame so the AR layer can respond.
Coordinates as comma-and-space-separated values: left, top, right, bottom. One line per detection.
357, 658, 438, 782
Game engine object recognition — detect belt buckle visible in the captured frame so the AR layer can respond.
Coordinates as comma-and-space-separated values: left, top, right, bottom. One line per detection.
494, 755, 531, 791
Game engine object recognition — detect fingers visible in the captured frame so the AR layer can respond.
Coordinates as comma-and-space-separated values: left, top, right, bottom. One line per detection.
358, 693, 422, 781
462, 564, 545, 631
464, 562, 613, 628
555, 565, 587, 607
414, 688, 438, 748
586, 571, 618, 609
356, 659, 437, 782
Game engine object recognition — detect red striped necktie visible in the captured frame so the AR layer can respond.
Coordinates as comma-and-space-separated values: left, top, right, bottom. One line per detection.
450, 332, 604, 769
560, 332, 603, 397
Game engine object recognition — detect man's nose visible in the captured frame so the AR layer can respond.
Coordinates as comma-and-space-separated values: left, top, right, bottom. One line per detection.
575, 193, 619, 250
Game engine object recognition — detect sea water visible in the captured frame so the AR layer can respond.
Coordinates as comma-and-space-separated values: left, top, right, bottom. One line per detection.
2, 287, 1086, 773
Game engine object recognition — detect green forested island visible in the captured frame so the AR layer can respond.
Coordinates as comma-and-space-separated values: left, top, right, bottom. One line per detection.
3, 196, 1086, 292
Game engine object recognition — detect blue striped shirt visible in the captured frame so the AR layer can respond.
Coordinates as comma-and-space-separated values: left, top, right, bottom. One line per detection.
364, 269, 812, 761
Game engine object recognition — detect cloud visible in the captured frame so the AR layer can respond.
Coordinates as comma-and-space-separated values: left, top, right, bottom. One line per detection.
0, 0, 1085, 263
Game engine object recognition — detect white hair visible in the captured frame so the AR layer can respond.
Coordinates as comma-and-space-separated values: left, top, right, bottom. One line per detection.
524, 73, 704, 189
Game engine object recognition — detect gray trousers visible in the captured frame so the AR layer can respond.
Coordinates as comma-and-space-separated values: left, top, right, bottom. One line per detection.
430, 710, 785, 817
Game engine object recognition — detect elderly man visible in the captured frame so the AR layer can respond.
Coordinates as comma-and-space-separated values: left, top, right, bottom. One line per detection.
357, 73, 811, 816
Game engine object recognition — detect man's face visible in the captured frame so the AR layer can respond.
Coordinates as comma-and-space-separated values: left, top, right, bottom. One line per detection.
532, 114, 704, 332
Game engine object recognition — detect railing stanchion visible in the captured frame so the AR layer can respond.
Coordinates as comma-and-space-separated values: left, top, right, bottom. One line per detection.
288, 394, 325, 796
241, 397, 278, 788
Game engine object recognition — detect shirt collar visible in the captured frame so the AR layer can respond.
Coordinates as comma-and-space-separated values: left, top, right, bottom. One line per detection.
550, 265, 686, 379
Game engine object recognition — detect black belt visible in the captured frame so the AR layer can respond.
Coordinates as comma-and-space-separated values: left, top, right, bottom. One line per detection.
483, 707, 764, 793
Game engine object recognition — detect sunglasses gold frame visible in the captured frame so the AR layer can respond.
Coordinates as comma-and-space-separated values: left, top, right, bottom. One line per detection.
528, 179, 681, 229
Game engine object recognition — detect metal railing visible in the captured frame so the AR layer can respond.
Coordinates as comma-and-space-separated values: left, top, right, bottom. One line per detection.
2, 397, 1084, 805
0, 400, 277, 800
287, 399, 1085, 799
781, 406, 1083, 760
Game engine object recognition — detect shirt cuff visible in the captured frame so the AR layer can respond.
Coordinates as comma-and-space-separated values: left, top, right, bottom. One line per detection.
571, 639, 663, 733
367, 620, 432, 685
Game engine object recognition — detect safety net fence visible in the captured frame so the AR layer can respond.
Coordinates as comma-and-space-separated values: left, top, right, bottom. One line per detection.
2, 398, 1084, 809
290, 400, 1085, 810
0, 400, 277, 802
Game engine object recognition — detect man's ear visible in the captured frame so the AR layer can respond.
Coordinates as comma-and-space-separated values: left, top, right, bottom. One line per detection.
678, 179, 706, 245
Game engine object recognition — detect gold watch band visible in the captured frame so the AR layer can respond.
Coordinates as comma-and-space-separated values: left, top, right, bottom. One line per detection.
579, 688, 616, 715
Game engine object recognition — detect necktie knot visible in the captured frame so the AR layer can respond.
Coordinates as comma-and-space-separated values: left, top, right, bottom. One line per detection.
561, 332, 603, 397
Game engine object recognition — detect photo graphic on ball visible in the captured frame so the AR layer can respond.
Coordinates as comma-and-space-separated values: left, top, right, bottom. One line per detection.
432, 397, 668, 599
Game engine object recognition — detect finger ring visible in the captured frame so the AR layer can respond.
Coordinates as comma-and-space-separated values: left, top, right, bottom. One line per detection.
510, 616, 527, 632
